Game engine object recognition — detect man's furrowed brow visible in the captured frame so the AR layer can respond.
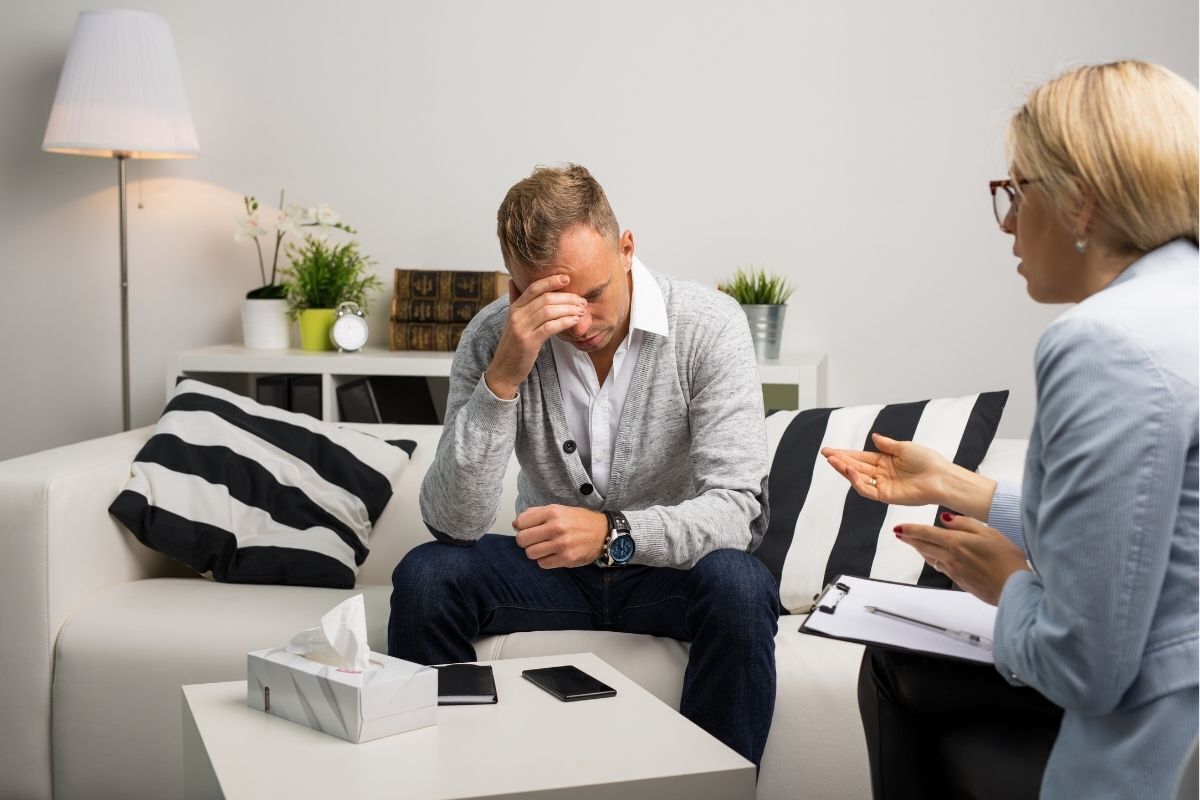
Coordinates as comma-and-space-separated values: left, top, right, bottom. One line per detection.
580, 279, 611, 299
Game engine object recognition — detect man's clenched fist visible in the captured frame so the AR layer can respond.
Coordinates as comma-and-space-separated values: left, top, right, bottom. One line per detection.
513, 505, 608, 569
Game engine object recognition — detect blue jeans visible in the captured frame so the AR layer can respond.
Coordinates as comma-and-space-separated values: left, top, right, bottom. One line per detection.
388, 534, 780, 767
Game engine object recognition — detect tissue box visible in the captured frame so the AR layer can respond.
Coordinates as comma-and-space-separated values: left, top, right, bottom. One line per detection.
247, 647, 437, 743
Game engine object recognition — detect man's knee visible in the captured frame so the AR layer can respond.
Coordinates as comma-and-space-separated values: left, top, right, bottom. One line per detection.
689, 550, 781, 619
391, 540, 475, 610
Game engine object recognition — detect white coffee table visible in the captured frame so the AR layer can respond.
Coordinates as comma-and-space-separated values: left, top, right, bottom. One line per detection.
182, 652, 755, 799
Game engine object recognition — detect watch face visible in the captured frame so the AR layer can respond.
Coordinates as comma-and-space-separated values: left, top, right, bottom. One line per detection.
609, 533, 635, 564
331, 315, 369, 351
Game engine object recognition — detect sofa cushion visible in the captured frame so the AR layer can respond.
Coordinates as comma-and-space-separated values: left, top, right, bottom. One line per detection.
51, 578, 394, 800
757, 391, 1008, 613
109, 379, 415, 589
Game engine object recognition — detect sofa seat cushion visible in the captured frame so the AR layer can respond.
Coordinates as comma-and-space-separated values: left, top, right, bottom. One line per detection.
52, 578, 392, 800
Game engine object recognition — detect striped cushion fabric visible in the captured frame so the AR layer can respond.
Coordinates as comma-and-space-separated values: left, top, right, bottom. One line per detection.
109, 379, 415, 589
756, 391, 1008, 613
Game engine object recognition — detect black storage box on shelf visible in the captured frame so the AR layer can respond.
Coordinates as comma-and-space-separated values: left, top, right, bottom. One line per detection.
337, 376, 439, 425
288, 375, 322, 419
255, 374, 294, 410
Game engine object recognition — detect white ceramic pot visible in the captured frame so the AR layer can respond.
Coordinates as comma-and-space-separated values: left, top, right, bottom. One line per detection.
241, 298, 290, 350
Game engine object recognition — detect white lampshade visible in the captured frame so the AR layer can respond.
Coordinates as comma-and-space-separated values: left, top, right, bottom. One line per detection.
43, 9, 199, 159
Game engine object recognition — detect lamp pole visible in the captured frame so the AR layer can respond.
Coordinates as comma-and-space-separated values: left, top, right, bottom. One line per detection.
117, 152, 130, 431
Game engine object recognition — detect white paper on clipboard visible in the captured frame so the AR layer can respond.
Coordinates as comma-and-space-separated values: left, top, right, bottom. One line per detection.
799, 574, 997, 665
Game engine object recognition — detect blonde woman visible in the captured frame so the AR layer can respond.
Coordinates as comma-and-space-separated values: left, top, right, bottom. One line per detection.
824, 61, 1198, 799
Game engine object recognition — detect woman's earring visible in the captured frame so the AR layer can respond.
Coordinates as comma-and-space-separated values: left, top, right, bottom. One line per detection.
1074, 238, 1087, 254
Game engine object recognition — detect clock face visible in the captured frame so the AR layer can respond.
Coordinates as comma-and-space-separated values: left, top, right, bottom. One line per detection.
331, 315, 369, 351
609, 533, 635, 564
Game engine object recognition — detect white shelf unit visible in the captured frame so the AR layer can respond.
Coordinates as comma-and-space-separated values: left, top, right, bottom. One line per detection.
167, 345, 827, 423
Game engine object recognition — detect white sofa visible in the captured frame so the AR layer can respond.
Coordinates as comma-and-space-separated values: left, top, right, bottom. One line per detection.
0, 421, 1027, 799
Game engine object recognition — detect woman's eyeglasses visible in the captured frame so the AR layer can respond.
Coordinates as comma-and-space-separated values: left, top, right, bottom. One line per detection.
988, 178, 1040, 230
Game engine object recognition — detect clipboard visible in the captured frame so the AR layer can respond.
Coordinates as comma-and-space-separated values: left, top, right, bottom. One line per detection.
798, 574, 997, 665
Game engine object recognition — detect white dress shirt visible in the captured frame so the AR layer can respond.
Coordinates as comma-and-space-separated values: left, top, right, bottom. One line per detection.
549, 256, 669, 497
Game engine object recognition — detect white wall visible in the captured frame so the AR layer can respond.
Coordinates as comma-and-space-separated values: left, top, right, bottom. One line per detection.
1, 0, 1196, 459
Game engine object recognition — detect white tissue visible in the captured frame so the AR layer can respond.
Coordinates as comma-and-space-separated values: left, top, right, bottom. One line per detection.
286, 594, 372, 672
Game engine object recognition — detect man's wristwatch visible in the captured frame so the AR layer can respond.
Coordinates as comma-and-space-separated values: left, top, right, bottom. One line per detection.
596, 510, 635, 567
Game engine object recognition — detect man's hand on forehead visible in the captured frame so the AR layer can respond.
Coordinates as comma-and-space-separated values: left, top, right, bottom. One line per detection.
485, 273, 588, 399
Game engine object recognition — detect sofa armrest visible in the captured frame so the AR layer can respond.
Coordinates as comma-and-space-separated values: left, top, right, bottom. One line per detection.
0, 426, 189, 798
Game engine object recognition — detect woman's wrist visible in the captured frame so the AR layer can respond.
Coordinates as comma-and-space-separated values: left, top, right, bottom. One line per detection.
938, 466, 997, 520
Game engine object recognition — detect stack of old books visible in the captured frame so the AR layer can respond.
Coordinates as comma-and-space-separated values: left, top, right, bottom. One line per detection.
389, 269, 509, 351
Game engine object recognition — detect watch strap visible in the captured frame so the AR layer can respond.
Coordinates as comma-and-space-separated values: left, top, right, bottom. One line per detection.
604, 510, 631, 535
597, 510, 632, 567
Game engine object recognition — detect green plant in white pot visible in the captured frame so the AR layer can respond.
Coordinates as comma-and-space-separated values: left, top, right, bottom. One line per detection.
718, 266, 795, 360
282, 231, 382, 352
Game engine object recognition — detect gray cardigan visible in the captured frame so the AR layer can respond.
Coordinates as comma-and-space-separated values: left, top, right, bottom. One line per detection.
419, 269, 770, 569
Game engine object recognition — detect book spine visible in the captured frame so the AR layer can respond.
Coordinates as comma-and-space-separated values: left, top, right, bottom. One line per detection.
393, 269, 507, 304
390, 297, 492, 323
389, 322, 468, 351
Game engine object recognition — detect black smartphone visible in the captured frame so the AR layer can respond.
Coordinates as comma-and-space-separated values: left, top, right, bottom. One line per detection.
521, 665, 617, 701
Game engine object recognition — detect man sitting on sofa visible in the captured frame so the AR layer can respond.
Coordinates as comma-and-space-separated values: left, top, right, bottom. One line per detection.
388, 163, 780, 767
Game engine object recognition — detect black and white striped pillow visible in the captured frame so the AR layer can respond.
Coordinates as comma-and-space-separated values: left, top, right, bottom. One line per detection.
756, 391, 1007, 613
109, 379, 415, 589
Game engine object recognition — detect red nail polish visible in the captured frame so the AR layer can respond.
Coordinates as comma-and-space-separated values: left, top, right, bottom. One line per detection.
893, 526, 904, 535
941, 512, 954, 522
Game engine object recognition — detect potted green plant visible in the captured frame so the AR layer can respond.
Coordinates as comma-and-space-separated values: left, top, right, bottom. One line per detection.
282, 231, 382, 351
235, 192, 348, 349
718, 266, 795, 360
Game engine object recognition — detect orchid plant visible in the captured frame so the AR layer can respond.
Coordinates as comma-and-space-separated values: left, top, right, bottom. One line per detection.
235, 191, 356, 300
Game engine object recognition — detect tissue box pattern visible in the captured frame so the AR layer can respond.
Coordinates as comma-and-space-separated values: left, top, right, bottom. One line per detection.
247, 647, 437, 743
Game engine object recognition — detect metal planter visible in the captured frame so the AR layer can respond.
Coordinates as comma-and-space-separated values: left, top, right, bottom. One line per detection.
740, 304, 787, 360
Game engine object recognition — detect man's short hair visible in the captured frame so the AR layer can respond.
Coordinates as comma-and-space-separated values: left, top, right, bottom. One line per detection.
496, 164, 621, 273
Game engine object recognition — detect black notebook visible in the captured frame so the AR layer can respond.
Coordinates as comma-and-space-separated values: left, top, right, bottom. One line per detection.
435, 663, 498, 705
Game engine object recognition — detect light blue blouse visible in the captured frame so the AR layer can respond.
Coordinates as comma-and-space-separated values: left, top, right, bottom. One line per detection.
987, 239, 1199, 798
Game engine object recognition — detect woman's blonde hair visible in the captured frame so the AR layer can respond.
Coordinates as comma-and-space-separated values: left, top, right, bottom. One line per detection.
1008, 61, 1199, 253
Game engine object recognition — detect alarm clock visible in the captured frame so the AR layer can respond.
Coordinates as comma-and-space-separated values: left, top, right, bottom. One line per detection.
330, 301, 369, 352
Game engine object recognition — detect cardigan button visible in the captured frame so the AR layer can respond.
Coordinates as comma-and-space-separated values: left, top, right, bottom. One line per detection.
580, 482, 594, 495
563, 440, 577, 454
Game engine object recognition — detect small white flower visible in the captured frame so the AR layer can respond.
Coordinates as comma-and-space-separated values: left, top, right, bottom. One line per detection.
234, 213, 271, 242
275, 208, 300, 236
284, 204, 307, 223
315, 203, 340, 226
288, 204, 316, 225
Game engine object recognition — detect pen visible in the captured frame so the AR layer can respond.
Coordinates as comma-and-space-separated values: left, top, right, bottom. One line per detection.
862, 605, 993, 651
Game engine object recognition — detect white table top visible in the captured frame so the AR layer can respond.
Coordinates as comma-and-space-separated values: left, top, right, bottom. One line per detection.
183, 652, 754, 800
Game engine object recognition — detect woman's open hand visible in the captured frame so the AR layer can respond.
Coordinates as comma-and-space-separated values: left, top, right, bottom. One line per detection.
821, 433, 954, 508
822, 433, 999, 519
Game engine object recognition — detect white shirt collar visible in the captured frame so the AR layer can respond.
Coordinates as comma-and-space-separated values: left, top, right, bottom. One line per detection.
629, 256, 669, 338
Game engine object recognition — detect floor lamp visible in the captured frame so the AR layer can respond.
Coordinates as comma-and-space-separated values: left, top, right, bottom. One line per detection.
42, 9, 199, 431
